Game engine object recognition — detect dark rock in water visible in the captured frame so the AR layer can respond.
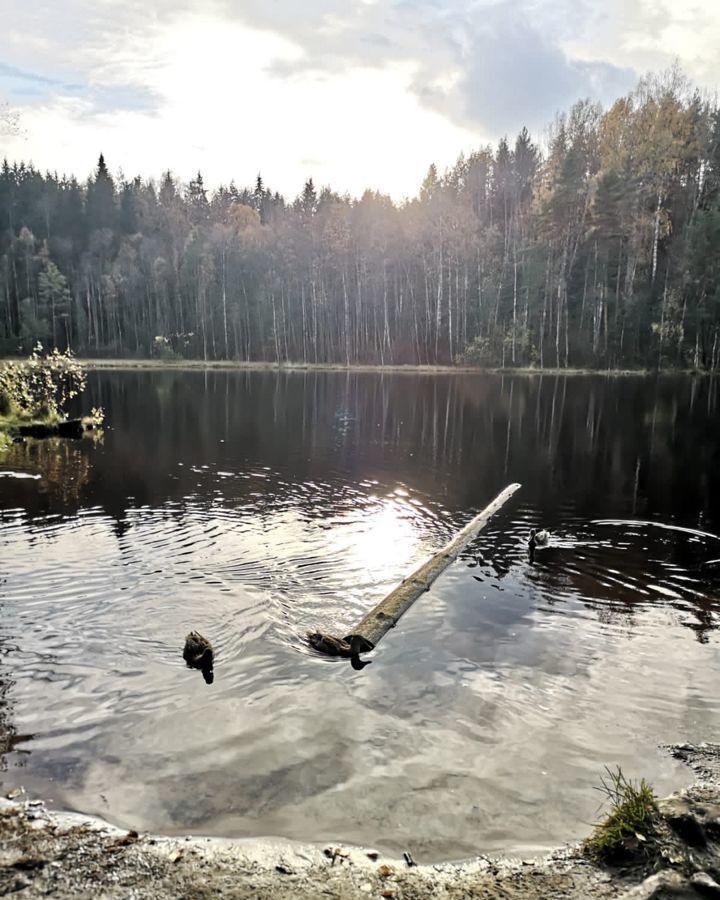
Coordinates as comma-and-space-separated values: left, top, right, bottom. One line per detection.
660, 796, 709, 847
183, 631, 214, 683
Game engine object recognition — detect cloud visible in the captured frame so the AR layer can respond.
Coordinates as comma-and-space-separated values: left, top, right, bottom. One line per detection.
0, 1, 179, 114
445, 11, 638, 135
0, 61, 62, 86
1, 59, 159, 115
0, 15, 480, 199
1, 0, 720, 196
222, 0, 641, 135
223, 0, 719, 134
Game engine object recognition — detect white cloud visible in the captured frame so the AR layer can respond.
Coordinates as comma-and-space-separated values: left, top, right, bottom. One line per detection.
1, 15, 479, 198
1, 0, 719, 197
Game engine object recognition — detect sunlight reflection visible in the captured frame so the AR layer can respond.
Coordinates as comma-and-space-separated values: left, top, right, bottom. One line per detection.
331, 495, 425, 582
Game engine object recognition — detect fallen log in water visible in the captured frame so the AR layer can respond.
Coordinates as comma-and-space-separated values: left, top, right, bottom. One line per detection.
309, 482, 521, 660
15, 418, 93, 439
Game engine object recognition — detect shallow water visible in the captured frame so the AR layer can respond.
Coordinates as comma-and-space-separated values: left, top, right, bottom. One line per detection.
1, 370, 720, 860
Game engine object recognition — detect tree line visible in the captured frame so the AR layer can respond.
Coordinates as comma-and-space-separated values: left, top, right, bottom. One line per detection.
1, 69, 719, 369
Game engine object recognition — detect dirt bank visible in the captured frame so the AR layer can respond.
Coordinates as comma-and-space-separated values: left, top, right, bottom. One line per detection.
0, 797, 629, 900
2, 744, 720, 900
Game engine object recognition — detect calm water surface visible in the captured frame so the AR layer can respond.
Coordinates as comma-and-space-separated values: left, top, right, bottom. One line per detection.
1, 371, 720, 860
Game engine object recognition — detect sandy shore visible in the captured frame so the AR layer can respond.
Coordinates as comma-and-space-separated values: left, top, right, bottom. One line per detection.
2, 744, 720, 900
0, 797, 632, 900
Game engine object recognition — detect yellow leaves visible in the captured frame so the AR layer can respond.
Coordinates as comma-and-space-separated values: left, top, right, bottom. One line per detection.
0, 346, 87, 419
598, 97, 635, 172
599, 85, 701, 183
227, 203, 261, 235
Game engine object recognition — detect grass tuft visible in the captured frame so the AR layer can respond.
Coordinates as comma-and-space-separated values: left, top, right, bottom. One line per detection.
584, 767, 658, 863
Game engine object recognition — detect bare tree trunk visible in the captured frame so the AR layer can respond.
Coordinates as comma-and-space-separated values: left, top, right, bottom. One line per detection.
658, 265, 669, 370
512, 237, 518, 364
447, 258, 453, 363
342, 269, 350, 366
651, 189, 663, 284
382, 262, 392, 364
300, 283, 308, 362
435, 244, 443, 362
271, 292, 280, 363
221, 246, 229, 358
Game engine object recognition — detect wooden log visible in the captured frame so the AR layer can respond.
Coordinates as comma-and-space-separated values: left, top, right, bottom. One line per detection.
16, 418, 85, 439
309, 483, 521, 659
57, 419, 85, 438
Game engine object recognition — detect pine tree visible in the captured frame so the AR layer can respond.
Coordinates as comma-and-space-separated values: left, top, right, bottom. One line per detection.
86, 153, 116, 231
186, 171, 209, 224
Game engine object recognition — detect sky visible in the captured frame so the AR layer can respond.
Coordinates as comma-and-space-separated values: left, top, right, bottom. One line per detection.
0, 0, 719, 200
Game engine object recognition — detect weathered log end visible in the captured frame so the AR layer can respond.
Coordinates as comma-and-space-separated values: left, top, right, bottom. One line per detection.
344, 634, 376, 654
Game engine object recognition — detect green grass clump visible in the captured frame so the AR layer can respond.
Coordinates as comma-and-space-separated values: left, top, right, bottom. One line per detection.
584, 767, 658, 863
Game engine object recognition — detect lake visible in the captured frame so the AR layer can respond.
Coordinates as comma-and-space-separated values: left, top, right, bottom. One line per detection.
1, 369, 719, 861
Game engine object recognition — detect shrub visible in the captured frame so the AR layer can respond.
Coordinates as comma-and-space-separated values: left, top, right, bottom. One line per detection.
456, 335, 502, 367
0, 343, 87, 420
153, 335, 181, 361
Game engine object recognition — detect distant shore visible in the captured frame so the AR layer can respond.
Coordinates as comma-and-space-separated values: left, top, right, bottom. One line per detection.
6, 357, 707, 377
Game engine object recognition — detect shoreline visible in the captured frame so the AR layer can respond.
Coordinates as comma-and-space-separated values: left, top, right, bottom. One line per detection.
2, 743, 720, 899
2, 356, 711, 377
0, 797, 639, 900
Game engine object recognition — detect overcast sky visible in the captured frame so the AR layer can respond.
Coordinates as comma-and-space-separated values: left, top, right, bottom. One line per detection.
1, 0, 718, 199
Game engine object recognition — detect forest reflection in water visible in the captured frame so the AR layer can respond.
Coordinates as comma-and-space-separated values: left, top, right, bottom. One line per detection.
0, 370, 719, 859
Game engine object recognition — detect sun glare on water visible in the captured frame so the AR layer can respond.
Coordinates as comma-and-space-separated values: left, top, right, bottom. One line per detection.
334, 494, 426, 583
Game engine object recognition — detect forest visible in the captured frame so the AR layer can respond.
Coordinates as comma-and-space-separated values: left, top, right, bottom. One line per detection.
1, 70, 719, 369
